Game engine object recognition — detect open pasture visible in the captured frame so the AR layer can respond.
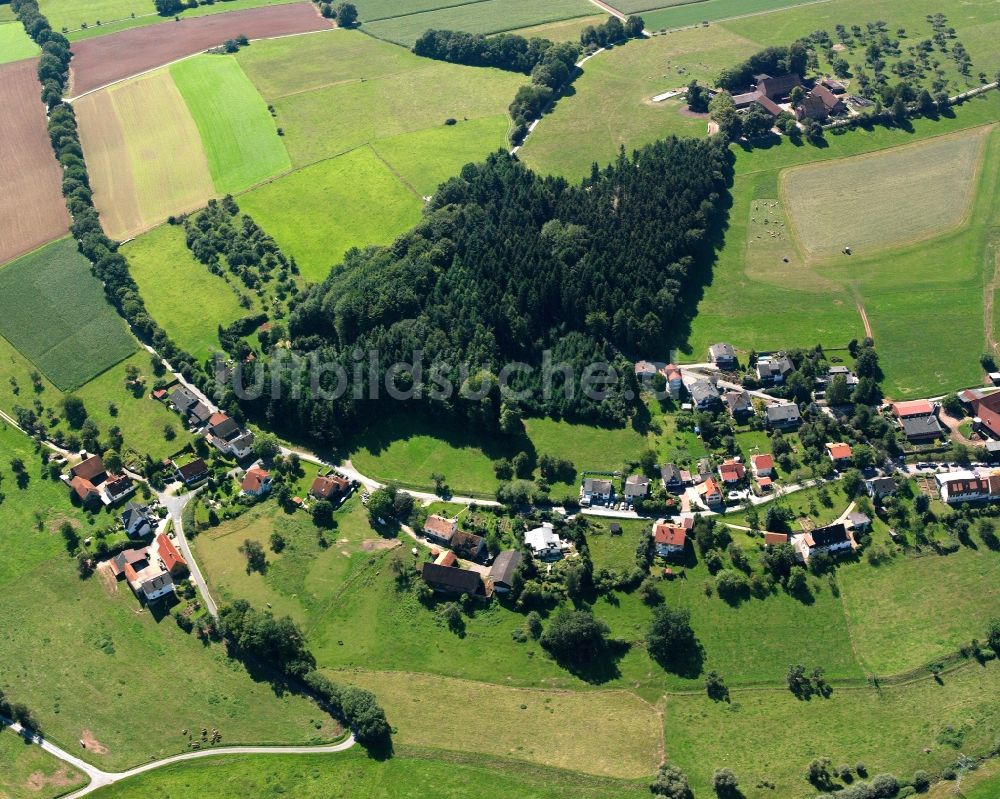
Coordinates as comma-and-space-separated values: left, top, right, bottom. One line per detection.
238, 146, 423, 281
0, 58, 70, 266
0, 239, 135, 390
75, 68, 215, 241
352, 0, 488, 22
781, 127, 990, 258
67, 2, 331, 97
362, 0, 596, 46
0, 728, 85, 799
122, 224, 253, 361
40, 0, 147, 37
170, 55, 290, 194
508, 13, 607, 42
0, 20, 39, 64
337, 670, 663, 779
83, 749, 649, 799
640, 0, 827, 30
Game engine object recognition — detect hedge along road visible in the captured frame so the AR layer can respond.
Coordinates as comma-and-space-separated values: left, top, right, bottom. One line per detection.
67, 1, 333, 97
1, 720, 355, 799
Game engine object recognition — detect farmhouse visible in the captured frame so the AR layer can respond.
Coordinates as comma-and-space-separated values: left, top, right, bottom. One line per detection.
156, 532, 188, 577
624, 474, 651, 499
420, 562, 491, 598
795, 83, 846, 120
173, 457, 209, 486
65, 454, 133, 508
826, 442, 853, 466
451, 530, 488, 563
581, 477, 614, 505
489, 550, 522, 593
423, 514, 457, 546
653, 519, 686, 557
207, 413, 254, 459
310, 473, 350, 501
766, 403, 801, 429
524, 523, 565, 560
708, 342, 738, 370
689, 379, 721, 410
724, 389, 753, 421
111, 547, 175, 604
241, 466, 272, 497
661, 463, 686, 493
121, 502, 155, 539
964, 391, 1000, 439
793, 522, 856, 562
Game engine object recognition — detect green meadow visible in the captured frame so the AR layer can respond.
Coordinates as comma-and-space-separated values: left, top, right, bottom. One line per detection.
640, 0, 831, 30
0, 21, 39, 64
123, 223, 254, 362
0, 728, 85, 799
0, 239, 136, 391
171, 55, 290, 195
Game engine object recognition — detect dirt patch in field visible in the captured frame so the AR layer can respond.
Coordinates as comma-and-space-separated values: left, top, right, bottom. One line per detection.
96, 562, 119, 596
25, 765, 79, 792
46, 514, 80, 535
362, 539, 400, 552
678, 106, 709, 119
69, 2, 333, 97
80, 729, 108, 755
0, 58, 70, 266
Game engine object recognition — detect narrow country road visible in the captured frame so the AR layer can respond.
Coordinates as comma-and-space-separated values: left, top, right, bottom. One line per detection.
156, 484, 218, 617
3, 720, 354, 799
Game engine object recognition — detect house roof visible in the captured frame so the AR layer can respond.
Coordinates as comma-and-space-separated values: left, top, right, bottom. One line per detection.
71, 454, 106, 482
634, 360, 657, 376
709, 343, 736, 360
690, 380, 719, 405
434, 550, 457, 567
424, 514, 456, 541
420, 562, 484, 595
763, 531, 788, 546
584, 478, 613, 493
451, 529, 485, 558
867, 476, 896, 494
720, 461, 746, 481
208, 412, 229, 427
766, 404, 800, 422
189, 402, 212, 423
626, 474, 650, 487
699, 478, 721, 496
661, 363, 682, 381
751, 454, 774, 471
210, 416, 241, 440
758, 476, 773, 487
826, 442, 853, 460
104, 474, 133, 499
724, 390, 752, 413
70, 475, 99, 500
892, 399, 934, 418
169, 386, 197, 411
901, 415, 943, 438
490, 550, 522, 586
811, 82, 843, 110
732, 90, 761, 107
111, 547, 148, 576
661, 463, 682, 483
798, 94, 829, 118
755, 95, 783, 116
242, 467, 270, 493
653, 520, 686, 548
805, 523, 850, 548
525, 524, 561, 551
311, 474, 349, 499
175, 458, 208, 482
156, 533, 187, 574
758, 72, 802, 98
847, 512, 871, 528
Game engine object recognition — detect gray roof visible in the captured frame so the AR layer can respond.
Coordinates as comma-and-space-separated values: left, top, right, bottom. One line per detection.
661, 463, 682, 483
210, 416, 241, 440
848, 512, 871, 527
189, 402, 212, 423
690, 380, 719, 406
489, 550, 522, 587
867, 476, 896, 495
901, 415, 943, 438
170, 386, 198, 411
421, 562, 484, 595
724, 390, 752, 413
584, 478, 613, 493
766, 404, 801, 423
709, 343, 736, 360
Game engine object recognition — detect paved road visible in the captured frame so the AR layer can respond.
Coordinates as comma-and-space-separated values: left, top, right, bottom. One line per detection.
156, 484, 217, 617
3, 720, 355, 799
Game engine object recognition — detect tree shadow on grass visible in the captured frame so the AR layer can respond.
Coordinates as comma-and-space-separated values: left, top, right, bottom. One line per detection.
551, 638, 629, 685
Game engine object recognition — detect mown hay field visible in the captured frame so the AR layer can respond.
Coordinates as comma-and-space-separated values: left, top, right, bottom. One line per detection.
639, 0, 825, 30
171, 55, 290, 194
76, 68, 215, 241
781, 126, 990, 257
0, 20, 39, 64
0, 238, 136, 390
363, 0, 596, 46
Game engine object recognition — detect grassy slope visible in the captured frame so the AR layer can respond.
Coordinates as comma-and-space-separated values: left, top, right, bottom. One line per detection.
170, 55, 290, 195
507, 13, 607, 42
0, 21, 39, 64
83, 748, 649, 799
122, 224, 252, 362
238, 146, 423, 282
0, 238, 136, 391
642, 0, 845, 31
0, 729, 85, 799
0, 424, 340, 771
363, 0, 596, 46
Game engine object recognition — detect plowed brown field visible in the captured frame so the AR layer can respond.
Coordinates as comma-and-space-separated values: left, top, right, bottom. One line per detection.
68, 1, 332, 97
0, 58, 70, 266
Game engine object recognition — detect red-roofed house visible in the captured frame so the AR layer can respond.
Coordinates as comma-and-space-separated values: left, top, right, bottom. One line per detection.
891, 399, 935, 419
310, 473, 350, 501
750, 454, 774, 478
653, 520, 687, 557
70, 475, 102, 509
764, 531, 789, 546
826, 443, 853, 466
660, 364, 684, 399
241, 466, 272, 497
697, 478, 724, 508
156, 533, 188, 577
719, 460, 746, 484
423, 514, 457, 546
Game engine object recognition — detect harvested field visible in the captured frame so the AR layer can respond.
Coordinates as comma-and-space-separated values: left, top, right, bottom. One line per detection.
781, 126, 991, 257
0, 58, 70, 266
75, 69, 215, 240
68, 1, 332, 97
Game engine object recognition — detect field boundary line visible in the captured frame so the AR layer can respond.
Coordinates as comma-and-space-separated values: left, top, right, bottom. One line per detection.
650, 0, 834, 34
367, 143, 426, 200
363, 0, 493, 24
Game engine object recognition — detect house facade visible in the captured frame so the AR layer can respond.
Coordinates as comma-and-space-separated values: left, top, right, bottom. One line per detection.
708, 343, 738, 370
241, 466, 272, 497
793, 523, 856, 562
624, 474, 650, 499
581, 478, 614, 505
525, 523, 564, 560
423, 514, 457, 546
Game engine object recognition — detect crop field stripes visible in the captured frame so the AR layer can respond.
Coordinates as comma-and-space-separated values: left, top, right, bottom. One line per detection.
361, 0, 493, 23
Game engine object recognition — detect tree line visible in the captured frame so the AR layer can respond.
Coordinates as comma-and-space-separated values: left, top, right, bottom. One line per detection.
239, 138, 730, 445
716, 42, 809, 92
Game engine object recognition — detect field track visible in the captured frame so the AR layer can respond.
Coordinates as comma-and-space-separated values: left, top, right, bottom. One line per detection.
0, 58, 70, 267
68, 1, 332, 96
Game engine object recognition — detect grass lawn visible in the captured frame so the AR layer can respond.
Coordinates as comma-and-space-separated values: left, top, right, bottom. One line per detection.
75, 69, 215, 241
507, 13, 607, 42
83, 748, 650, 799
838, 546, 1000, 675
665, 659, 1000, 799
0, 426, 340, 771
192, 495, 384, 626
0, 238, 136, 391
352, 0, 482, 21
520, 28, 758, 179
0, 21, 39, 64
726, 481, 852, 529
781, 127, 990, 258
170, 55, 290, 195
0, 728, 86, 799
239, 146, 423, 282
336, 670, 663, 779
587, 518, 651, 572
641, 0, 843, 31
122, 224, 253, 362
363, 0, 596, 46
